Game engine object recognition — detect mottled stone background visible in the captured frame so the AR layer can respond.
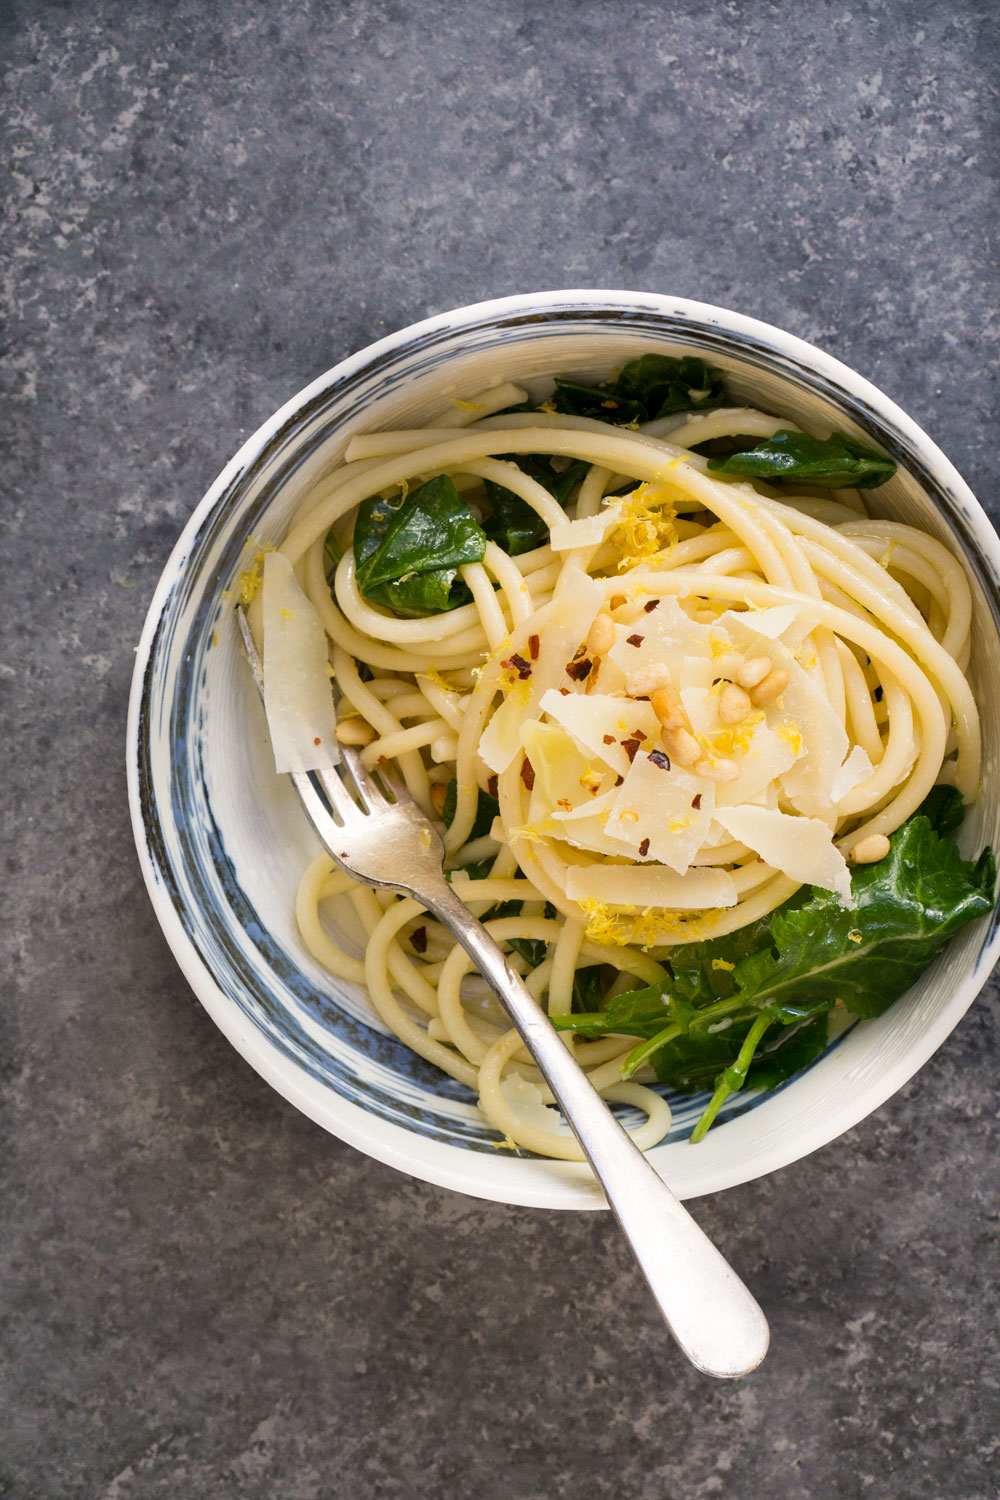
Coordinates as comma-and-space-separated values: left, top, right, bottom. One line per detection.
3, 2, 999, 1496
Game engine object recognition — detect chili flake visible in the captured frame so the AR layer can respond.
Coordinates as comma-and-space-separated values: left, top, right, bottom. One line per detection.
648, 749, 671, 771
643, 599, 660, 613
502, 653, 532, 681
410, 926, 428, 954
638, 838, 650, 857
520, 757, 535, 791
566, 657, 593, 681
487, 774, 499, 799
626, 633, 644, 647
621, 737, 643, 763
528, 634, 540, 660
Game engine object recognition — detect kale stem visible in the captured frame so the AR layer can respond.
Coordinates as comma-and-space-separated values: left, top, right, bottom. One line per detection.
620, 1023, 684, 1080
690, 1013, 772, 1143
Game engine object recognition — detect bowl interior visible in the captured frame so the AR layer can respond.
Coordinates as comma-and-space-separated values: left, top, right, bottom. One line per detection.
131, 294, 1000, 1208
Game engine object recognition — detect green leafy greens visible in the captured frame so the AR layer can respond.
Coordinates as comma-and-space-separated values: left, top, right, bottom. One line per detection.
551, 354, 727, 425
482, 455, 589, 556
353, 474, 487, 617
553, 787, 994, 1140
706, 430, 896, 489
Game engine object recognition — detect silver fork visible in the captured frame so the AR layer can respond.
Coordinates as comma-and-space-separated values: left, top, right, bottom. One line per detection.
238, 608, 769, 1378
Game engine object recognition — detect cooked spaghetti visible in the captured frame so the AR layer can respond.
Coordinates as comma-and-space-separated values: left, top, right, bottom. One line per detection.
253, 366, 982, 1158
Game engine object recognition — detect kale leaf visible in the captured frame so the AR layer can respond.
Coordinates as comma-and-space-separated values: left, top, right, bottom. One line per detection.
482, 456, 589, 555
551, 355, 727, 426
706, 430, 896, 489
353, 474, 487, 617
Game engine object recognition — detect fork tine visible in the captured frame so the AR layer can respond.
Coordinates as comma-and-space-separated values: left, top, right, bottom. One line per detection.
337, 744, 390, 813
372, 759, 415, 807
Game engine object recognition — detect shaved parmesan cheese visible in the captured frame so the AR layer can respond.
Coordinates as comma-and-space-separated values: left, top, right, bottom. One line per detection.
713, 805, 852, 902
717, 604, 804, 641
566, 862, 739, 909
479, 569, 603, 773
606, 755, 716, 873
538, 689, 660, 777
549, 503, 622, 552
830, 744, 874, 803
261, 552, 339, 773
520, 720, 611, 810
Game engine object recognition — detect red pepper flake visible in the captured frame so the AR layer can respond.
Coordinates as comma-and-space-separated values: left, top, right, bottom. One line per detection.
313, 736, 321, 746
502, 653, 533, 681
692, 793, 702, 809
626, 633, 644, 647
602, 734, 616, 745
638, 837, 650, 857
558, 687, 571, 696
643, 598, 661, 613
378, 755, 388, 764
520, 757, 535, 791
621, 737, 643, 763
528, 634, 540, 660
557, 798, 573, 811
648, 749, 671, 771
571, 642, 588, 660
615, 774, 624, 786
487, 774, 499, 799
410, 926, 427, 954
566, 657, 593, 681
711, 676, 730, 687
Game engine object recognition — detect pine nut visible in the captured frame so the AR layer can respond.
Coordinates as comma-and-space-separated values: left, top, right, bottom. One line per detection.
650, 686, 684, 731
586, 612, 616, 656
609, 593, 627, 610
429, 781, 449, 814
748, 667, 789, 706
851, 833, 891, 864
718, 683, 753, 724
694, 757, 739, 783
335, 718, 376, 746
627, 661, 671, 697
663, 726, 701, 766
736, 655, 772, 690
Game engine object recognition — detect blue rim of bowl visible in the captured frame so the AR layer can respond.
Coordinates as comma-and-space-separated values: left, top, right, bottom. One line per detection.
127, 290, 1000, 1203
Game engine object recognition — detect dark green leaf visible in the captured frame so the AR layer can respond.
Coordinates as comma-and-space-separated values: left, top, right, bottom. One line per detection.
572, 965, 606, 1013
916, 782, 966, 835
442, 780, 499, 842
744, 1015, 830, 1090
551, 379, 646, 425
507, 936, 547, 966
551, 357, 728, 426
614, 354, 728, 419
707, 430, 896, 489
353, 474, 487, 617
730, 812, 994, 1021
482, 456, 588, 555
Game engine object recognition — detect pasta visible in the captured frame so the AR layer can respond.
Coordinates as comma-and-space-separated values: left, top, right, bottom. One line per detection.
258, 366, 982, 1159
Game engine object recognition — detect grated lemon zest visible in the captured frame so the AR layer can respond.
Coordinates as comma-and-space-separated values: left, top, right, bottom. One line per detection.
580, 898, 726, 951
235, 545, 276, 606
611, 481, 679, 569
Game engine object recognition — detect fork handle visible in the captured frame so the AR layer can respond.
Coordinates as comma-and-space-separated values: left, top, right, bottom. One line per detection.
422, 879, 770, 1379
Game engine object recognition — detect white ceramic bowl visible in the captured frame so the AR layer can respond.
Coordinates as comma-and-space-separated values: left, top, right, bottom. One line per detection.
126, 290, 1000, 1209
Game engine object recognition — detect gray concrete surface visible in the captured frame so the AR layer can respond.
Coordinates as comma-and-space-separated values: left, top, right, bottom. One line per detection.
3, 2, 999, 1496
